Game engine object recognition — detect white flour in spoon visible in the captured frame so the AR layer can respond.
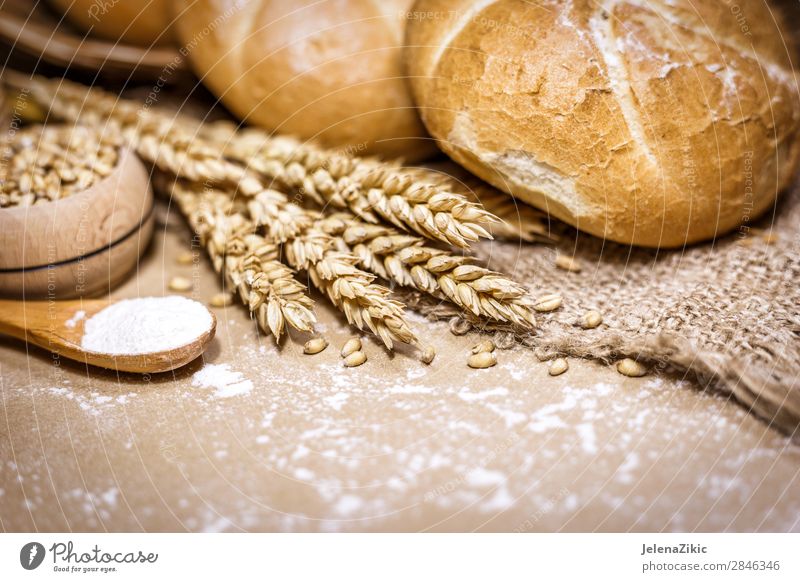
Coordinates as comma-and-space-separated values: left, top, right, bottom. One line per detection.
81, 296, 213, 355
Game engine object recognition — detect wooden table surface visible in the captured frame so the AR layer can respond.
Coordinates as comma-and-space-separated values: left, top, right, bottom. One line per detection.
1, 203, 799, 532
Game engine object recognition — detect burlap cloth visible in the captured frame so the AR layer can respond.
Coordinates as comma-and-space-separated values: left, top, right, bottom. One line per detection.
403, 178, 800, 437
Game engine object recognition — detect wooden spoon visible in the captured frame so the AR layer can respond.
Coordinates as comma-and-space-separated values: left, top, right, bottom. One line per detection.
0, 298, 216, 373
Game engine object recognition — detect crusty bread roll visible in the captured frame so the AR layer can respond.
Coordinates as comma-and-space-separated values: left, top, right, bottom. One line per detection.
174, 0, 436, 161
405, 0, 800, 247
48, 0, 176, 46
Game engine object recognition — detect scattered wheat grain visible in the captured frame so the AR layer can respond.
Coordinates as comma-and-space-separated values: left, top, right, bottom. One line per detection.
341, 338, 362, 358
533, 293, 562, 312
549, 358, 569, 376
344, 350, 367, 367
581, 310, 603, 329
169, 276, 193, 292
303, 337, 328, 355
209, 292, 232, 307
176, 251, 195, 265
420, 345, 436, 365
617, 358, 647, 377
555, 255, 581, 273
468, 351, 497, 369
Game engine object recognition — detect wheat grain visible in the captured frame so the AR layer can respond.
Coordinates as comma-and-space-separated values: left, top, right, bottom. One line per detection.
549, 358, 569, 376
168, 276, 193, 292
343, 351, 367, 367
617, 358, 647, 377
209, 292, 233, 307
555, 255, 581, 273
533, 293, 563, 313
581, 310, 603, 329
176, 251, 196, 265
341, 338, 362, 358
303, 338, 328, 354
0, 124, 120, 207
419, 345, 436, 365
468, 351, 497, 369
449, 317, 472, 336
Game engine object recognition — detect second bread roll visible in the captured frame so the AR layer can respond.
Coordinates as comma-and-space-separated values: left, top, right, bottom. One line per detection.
175, 0, 435, 161
405, 0, 800, 247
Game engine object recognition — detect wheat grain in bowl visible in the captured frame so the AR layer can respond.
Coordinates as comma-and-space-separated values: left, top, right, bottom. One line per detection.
0, 124, 120, 208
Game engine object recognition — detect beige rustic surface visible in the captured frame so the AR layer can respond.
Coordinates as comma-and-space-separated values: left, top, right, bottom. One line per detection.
1, 202, 799, 533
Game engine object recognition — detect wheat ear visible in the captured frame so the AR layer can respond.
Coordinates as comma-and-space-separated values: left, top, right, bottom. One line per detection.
247, 195, 421, 349
165, 169, 420, 349
19, 77, 500, 250
172, 180, 316, 340
316, 214, 537, 329
13, 76, 263, 192
201, 123, 501, 248
405, 167, 557, 244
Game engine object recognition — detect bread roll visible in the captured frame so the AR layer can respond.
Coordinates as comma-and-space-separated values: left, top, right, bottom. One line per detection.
174, 0, 436, 161
405, 0, 800, 247
47, 0, 176, 46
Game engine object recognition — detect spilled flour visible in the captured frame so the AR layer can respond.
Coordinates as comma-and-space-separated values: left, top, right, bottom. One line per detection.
64, 310, 86, 329
46, 386, 137, 416
192, 364, 253, 398
6, 308, 799, 533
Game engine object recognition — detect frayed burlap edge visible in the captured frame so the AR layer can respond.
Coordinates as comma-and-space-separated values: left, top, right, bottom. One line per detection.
399, 291, 800, 438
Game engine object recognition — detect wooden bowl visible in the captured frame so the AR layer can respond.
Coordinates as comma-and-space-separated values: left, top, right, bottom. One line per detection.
0, 147, 154, 299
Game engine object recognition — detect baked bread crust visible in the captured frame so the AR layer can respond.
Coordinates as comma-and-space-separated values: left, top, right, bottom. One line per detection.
175, 0, 436, 160
405, 0, 800, 246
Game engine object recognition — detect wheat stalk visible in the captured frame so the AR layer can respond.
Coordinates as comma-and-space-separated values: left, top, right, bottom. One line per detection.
316, 214, 536, 328
197, 122, 503, 249
165, 172, 421, 350
19, 76, 501, 250
16, 76, 548, 248
246, 196, 421, 350
16, 75, 526, 344
171, 179, 316, 340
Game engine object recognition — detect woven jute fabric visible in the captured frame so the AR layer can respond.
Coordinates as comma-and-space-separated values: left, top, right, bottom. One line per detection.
403, 180, 800, 437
